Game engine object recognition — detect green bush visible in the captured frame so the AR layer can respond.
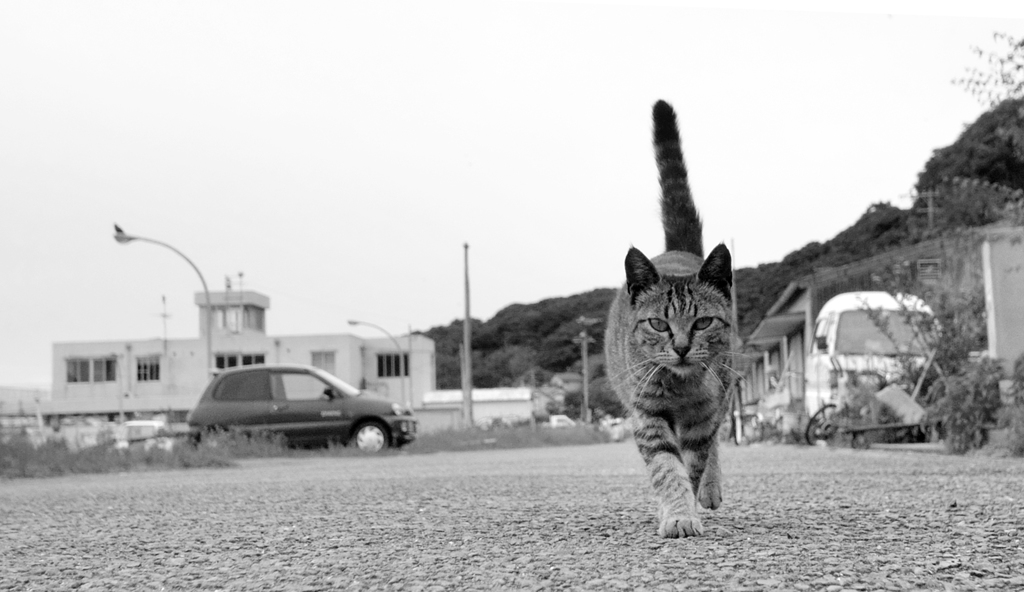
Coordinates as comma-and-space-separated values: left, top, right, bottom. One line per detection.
927, 357, 1004, 454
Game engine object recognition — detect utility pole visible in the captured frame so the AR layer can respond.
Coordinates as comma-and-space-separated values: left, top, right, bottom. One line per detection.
462, 243, 474, 427
574, 316, 600, 424
927, 191, 935, 231
238, 271, 245, 332
225, 275, 232, 331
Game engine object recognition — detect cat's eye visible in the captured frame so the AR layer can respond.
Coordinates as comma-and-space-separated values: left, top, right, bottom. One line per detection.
647, 318, 670, 332
692, 317, 714, 330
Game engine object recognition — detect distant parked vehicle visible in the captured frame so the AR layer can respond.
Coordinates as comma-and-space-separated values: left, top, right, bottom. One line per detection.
600, 417, 627, 442
186, 364, 417, 452
805, 291, 932, 418
115, 420, 175, 452
548, 415, 577, 429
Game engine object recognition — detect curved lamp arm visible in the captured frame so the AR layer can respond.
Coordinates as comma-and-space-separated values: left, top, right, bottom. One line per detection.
113, 224, 214, 377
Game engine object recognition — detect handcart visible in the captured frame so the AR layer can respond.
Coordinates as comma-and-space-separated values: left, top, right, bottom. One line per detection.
804, 384, 933, 448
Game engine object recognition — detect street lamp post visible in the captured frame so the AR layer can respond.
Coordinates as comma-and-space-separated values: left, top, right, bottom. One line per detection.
348, 319, 410, 408
113, 224, 214, 378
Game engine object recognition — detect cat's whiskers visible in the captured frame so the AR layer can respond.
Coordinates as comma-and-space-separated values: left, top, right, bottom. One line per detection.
715, 363, 746, 381
635, 362, 660, 392
721, 350, 757, 360
700, 361, 727, 392
608, 358, 657, 382
632, 362, 662, 401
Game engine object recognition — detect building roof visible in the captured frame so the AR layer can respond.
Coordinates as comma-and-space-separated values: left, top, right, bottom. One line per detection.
194, 290, 270, 309
745, 313, 806, 347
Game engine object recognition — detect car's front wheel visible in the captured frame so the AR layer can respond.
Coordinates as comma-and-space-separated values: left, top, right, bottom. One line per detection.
352, 421, 389, 453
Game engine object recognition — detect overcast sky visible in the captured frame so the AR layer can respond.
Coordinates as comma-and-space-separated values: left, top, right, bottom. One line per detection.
2, 1, 1023, 387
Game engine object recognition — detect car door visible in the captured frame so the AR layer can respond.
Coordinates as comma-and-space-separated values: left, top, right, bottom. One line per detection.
268, 369, 353, 445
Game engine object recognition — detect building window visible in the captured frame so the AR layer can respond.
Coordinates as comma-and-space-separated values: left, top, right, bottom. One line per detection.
225, 308, 242, 332
311, 351, 336, 375
216, 354, 237, 369
244, 306, 265, 332
137, 357, 161, 382
67, 359, 91, 383
67, 357, 116, 383
214, 307, 243, 332
216, 353, 265, 369
376, 353, 409, 378
214, 306, 265, 332
92, 358, 117, 382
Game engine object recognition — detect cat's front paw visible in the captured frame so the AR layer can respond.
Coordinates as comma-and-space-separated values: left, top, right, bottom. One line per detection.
697, 481, 721, 510
658, 514, 704, 538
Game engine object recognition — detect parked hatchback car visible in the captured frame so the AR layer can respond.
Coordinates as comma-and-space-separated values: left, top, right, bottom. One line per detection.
187, 364, 417, 452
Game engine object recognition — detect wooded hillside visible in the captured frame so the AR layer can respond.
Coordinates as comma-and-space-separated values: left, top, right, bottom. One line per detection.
420, 98, 1024, 391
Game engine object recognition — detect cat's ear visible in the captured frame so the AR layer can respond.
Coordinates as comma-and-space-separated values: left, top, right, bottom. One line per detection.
625, 247, 659, 305
698, 243, 732, 298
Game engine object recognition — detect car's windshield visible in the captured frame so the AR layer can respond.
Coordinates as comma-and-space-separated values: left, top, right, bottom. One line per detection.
312, 368, 361, 396
834, 310, 928, 355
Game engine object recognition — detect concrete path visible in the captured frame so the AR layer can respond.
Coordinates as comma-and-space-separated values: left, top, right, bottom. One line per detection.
2, 443, 1022, 591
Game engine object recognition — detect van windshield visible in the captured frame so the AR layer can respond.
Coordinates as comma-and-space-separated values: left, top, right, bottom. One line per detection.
834, 310, 928, 356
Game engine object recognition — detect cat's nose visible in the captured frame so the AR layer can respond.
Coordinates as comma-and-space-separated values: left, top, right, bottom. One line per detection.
674, 345, 690, 359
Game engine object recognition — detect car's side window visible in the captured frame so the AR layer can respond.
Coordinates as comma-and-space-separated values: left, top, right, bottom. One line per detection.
275, 372, 332, 401
213, 370, 272, 401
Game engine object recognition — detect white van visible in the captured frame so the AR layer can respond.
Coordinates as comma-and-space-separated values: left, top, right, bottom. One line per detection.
804, 291, 931, 418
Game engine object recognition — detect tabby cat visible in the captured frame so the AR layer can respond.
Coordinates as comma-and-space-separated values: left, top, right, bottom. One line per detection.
605, 100, 733, 538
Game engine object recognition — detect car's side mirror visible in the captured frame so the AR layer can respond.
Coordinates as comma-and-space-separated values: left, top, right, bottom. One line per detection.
322, 387, 336, 400
815, 335, 828, 352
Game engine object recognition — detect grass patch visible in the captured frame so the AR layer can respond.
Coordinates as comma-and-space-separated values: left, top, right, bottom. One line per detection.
0, 434, 233, 479
198, 428, 402, 458
194, 427, 292, 459
405, 424, 611, 454
2, 424, 614, 479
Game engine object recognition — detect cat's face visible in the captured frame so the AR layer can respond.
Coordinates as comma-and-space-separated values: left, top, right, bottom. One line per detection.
625, 245, 732, 378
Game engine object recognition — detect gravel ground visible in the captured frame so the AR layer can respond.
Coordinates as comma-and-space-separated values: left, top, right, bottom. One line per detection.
2, 442, 1023, 591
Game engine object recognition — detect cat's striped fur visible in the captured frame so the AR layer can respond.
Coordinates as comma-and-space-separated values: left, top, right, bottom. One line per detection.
605, 100, 733, 538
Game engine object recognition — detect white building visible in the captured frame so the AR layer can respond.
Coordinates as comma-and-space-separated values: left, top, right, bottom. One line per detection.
44, 290, 435, 421
419, 388, 533, 432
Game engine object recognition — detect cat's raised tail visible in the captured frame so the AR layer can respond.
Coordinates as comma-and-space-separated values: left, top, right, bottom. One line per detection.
653, 100, 703, 258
